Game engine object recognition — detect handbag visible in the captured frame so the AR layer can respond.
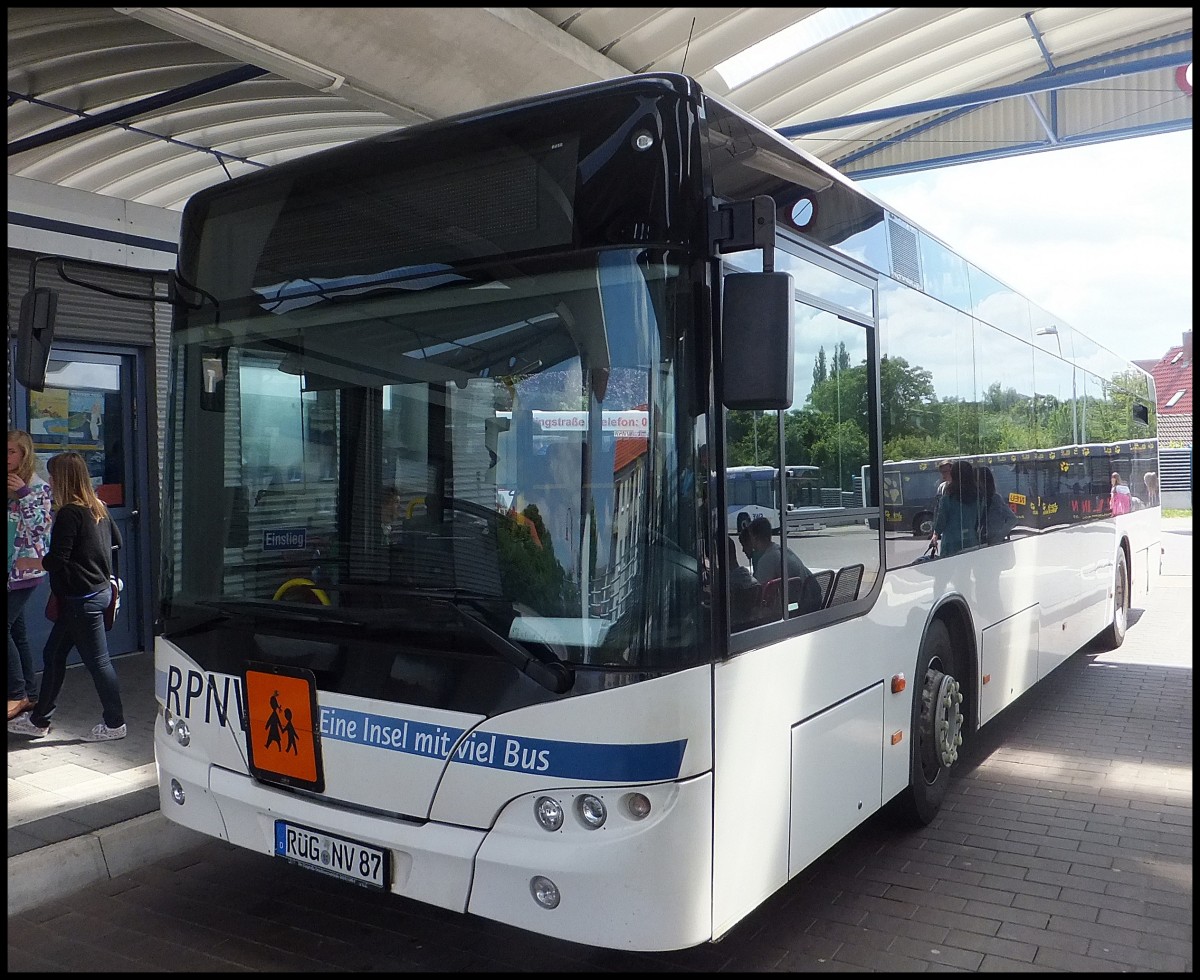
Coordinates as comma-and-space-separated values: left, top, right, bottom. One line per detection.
914, 540, 939, 564
44, 579, 120, 629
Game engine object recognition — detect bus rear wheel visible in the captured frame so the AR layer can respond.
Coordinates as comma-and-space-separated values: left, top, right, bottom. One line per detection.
913, 512, 933, 537
897, 620, 963, 825
1097, 548, 1129, 650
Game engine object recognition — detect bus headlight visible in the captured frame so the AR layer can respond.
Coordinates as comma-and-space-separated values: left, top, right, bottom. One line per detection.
163, 708, 176, 735
174, 720, 191, 747
534, 796, 564, 831
530, 875, 561, 909
577, 794, 607, 829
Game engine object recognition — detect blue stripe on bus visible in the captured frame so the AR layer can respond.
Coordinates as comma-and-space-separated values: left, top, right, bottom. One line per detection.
318, 706, 687, 781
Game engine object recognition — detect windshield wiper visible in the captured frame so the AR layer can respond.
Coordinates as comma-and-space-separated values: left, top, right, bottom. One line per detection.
439, 599, 574, 695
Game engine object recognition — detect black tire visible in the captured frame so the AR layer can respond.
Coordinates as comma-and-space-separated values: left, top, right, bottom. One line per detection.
896, 620, 965, 826
913, 511, 934, 537
1097, 548, 1129, 650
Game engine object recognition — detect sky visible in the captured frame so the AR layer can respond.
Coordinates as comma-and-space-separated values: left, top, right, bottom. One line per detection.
859, 128, 1192, 365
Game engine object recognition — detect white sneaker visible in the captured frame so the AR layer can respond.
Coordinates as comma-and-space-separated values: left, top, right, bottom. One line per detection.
86, 722, 127, 741
8, 714, 50, 738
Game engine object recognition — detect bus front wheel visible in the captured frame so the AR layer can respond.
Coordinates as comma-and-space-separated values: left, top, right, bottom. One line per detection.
913, 512, 933, 537
897, 620, 963, 825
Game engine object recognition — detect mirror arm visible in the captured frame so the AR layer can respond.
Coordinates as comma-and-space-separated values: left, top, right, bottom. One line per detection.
708, 196, 777, 271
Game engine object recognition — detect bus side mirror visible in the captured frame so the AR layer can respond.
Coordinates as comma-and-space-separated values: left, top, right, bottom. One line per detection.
721, 272, 794, 410
16, 287, 59, 391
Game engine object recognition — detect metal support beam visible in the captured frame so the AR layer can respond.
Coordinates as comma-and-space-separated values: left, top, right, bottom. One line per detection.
777, 50, 1192, 138
7, 64, 268, 157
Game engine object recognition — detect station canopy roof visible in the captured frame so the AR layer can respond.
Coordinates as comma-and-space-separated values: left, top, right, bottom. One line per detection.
8, 7, 1194, 211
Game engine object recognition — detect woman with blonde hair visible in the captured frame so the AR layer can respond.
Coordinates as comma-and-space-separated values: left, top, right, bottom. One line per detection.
8, 451, 126, 741
7, 430, 53, 720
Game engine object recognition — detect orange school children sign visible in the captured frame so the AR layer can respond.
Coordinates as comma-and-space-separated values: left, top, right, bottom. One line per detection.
243, 663, 325, 792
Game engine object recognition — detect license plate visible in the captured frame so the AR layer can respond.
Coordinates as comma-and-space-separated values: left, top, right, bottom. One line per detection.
274, 820, 389, 890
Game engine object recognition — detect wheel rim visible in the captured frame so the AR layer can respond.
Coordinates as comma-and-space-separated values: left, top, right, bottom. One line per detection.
919, 666, 964, 781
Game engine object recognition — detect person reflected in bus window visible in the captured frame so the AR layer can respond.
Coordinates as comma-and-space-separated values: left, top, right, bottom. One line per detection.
381, 487, 401, 542
738, 525, 754, 565
727, 535, 758, 592
931, 459, 982, 557
726, 535, 760, 627
1109, 471, 1132, 515
745, 516, 822, 612
930, 458, 952, 529
977, 465, 1018, 545
1143, 471, 1158, 507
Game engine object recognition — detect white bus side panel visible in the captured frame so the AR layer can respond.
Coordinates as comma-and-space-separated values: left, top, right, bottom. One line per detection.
788, 683, 884, 876
979, 606, 1040, 726
711, 614, 917, 942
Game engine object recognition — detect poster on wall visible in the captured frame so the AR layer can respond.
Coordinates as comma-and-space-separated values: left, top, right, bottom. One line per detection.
28, 387, 109, 490
29, 389, 103, 448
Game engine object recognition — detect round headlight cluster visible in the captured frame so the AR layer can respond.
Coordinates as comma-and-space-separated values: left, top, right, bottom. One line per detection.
534, 795, 564, 831
577, 794, 607, 829
535, 791, 652, 831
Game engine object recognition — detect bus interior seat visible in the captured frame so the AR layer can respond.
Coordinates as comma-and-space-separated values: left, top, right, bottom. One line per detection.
811, 569, 834, 609
826, 563, 865, 607
758, 577, 783, 610
760, 574, 828, 617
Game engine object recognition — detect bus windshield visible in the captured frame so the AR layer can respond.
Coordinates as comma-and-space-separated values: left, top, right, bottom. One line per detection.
164, 247, 705, 698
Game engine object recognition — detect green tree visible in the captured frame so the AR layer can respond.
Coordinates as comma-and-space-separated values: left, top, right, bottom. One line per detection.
879, 355, 936, 446
496, 504, 575, 615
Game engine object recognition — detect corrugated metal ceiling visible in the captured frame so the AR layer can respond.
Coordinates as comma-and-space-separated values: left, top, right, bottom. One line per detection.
7, 7, 1193, 211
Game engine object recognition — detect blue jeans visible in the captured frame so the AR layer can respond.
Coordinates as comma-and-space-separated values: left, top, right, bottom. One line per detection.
7, 585, 39, 702
31, 591, 125, 729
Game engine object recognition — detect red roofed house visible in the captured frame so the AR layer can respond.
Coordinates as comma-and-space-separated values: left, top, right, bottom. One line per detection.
1135, 330, 1192, 509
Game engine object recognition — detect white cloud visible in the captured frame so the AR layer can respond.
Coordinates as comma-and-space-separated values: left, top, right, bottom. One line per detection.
860, 130, 1193, 363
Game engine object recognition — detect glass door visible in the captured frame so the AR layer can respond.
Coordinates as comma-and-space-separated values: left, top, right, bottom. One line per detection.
12, 349, 142, 661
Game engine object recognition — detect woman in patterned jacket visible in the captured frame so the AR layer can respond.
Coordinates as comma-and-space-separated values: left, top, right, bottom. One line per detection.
8, 430, 53, 720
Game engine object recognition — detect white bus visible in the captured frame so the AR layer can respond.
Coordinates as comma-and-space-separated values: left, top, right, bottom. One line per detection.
726, 464, 778, 533
727, 464, 829, 535
154, 73, 1160, 952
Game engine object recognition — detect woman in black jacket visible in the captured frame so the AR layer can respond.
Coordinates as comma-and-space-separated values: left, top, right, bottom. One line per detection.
7, 451, 125, 741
